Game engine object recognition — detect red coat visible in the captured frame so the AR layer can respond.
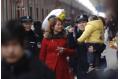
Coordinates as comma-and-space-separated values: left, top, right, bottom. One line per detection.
39, 38, 75, 79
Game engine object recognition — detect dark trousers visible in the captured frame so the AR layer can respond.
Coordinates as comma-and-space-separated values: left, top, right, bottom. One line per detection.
94, 44, 106, 67
85, 43, 106, 67
76, 43, 89, 79
87, 52, 94, 65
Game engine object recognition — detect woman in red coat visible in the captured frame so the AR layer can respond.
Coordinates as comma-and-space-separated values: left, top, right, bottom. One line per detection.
39, 15, 75, 79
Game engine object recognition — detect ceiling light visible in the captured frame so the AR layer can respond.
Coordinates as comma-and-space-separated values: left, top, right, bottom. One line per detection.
76, 0, 98, 15
98, 12, 106, 18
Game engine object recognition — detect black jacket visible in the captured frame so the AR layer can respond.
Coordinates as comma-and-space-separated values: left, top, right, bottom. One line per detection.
1, 55, 55, 79
67, 26, 88, 72
24, 30, 38, 58
24, 30, 37, 49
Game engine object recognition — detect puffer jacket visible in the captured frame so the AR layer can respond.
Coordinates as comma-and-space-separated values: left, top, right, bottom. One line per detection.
77, 20, 104, 43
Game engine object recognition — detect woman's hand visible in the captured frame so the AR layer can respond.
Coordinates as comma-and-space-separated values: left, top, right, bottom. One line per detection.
56, 47, 65, 54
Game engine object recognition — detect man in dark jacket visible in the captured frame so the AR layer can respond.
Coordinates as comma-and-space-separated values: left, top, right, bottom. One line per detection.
1, 20, 55, 79
20, 16, 37, 59
67, 14, 89, 79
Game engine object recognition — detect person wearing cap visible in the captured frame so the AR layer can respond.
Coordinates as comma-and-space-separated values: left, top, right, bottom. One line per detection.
1, 20, 55, 79
67, 14, 89, 79
20, 16, 37, 59
77, 15, 106, 72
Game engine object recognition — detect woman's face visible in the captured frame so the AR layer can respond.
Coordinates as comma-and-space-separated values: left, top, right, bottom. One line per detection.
54, 20, 63, 33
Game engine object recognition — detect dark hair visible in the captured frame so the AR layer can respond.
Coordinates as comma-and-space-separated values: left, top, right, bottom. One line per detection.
98, 16, 106, 26
1, 20, 25, 46
34, 21, 42, 34
89, 15, 98, 21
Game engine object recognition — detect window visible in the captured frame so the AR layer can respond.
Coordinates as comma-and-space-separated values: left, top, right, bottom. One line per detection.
42, 8, 44, 21
36, 8, 38, 20
29, 7, 32, 17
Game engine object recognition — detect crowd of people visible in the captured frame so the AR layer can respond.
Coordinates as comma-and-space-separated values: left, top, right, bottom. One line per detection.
1, 10, 118, 79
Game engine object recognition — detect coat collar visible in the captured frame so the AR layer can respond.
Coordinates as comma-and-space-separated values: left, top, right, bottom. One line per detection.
47, 30, 66, 39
